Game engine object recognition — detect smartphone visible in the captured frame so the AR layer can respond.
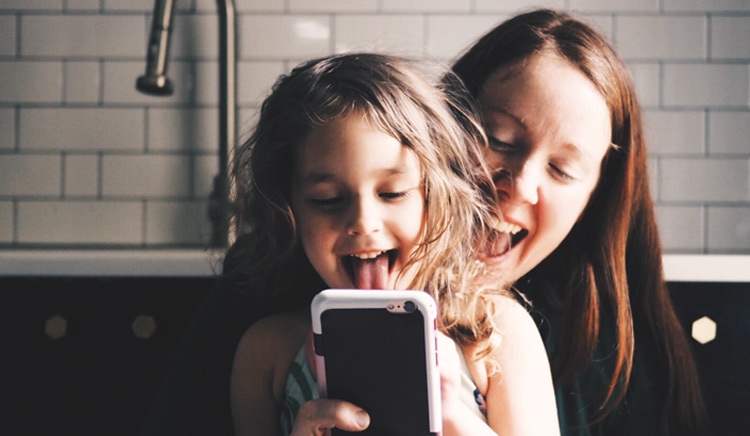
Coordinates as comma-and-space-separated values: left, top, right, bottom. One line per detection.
310, 289, 442, 436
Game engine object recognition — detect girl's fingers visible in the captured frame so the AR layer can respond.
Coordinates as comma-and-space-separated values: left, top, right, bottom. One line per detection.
291, 399, 370, 436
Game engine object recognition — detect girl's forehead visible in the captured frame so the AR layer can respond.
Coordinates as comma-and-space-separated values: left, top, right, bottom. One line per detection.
293, 112, 420, 175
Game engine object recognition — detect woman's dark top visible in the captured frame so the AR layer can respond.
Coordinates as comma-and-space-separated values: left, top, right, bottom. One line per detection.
519, 282, 665, 436
139, 273, 321, 436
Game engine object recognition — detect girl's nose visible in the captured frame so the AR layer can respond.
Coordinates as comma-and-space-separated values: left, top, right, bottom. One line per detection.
347, 197, 382, 235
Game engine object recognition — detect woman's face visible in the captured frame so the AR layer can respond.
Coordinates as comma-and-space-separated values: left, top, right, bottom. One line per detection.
479, 53, 612, 283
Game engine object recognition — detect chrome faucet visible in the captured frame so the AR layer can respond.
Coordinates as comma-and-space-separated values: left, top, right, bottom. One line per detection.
137, 0, 236, 248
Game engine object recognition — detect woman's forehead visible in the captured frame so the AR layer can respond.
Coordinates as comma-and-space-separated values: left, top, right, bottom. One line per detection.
480, 53, 611, 161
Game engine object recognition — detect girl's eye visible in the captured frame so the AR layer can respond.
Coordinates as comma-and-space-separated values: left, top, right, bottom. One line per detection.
380, 191, 408, 200
380, 186, 420, 201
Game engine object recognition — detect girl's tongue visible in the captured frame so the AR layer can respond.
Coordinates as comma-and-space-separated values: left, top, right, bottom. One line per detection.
350, 254, 389, 289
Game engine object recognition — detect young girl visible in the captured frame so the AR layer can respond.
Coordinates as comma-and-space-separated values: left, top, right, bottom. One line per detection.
228, 53, 559, 435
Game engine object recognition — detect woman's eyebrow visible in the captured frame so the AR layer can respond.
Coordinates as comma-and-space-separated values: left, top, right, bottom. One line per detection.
486, 107, 527, 129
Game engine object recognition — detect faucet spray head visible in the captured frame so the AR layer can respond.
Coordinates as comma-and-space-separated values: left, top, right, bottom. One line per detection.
136, 0, 175, 96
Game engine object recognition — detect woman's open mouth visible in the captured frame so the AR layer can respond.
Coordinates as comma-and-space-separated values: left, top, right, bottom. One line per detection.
343, 249, 397, 289
484, 220, 528, 258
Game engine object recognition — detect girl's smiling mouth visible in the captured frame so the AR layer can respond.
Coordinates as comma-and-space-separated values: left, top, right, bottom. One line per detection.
343, 249, 397, 289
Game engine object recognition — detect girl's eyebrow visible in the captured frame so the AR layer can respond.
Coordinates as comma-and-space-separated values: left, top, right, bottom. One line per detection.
300, 166, 414, 184
299, 172, 335, 184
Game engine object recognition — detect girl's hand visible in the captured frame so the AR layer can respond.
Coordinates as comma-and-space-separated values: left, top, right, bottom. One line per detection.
436, 332, 465, 424
290, 399, 370, 436
437, 333, 498, 436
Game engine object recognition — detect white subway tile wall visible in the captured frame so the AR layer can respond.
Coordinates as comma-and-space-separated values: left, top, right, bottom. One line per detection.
17, 201, 143, 244
335, 15, 424, 55
655, 205, 705, 252
67, 0, 102, 11
0, 109, 14, 150
709, 112, 750, 154
0, 201, 12, 243
289, 0, 377, 13
476, 0, 566, 12
0, 15, 15, 56
64, 155, 99, 197
615, 16, 706, 60
643, 110, 705, 155
64, 61, 102, 104
0, 1, 748, 252
427, 15, 509, 59
711, 16, 750, 59
663, 64, 749, 107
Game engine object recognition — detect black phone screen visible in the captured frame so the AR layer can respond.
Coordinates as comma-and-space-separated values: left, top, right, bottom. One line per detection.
318, 307, 435, 436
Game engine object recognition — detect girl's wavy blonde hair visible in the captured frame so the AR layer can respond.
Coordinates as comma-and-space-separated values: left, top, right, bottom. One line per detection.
229, 52, 508, 360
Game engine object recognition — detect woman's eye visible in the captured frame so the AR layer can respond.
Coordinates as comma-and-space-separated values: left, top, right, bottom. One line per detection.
549, 164, 576, 182
488, 136, 517, 152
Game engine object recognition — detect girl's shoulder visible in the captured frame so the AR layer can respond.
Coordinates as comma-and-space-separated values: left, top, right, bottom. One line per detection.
243, 309, 310, 342
485, 293, 547, 361
487, 293, 534, 322
235, 309, 310, 369
481, 294, 561, 435
233, 309, 310, 403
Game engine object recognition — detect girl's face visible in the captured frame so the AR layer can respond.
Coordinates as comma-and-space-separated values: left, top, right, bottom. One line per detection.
290, 112, 425, 290
479, 53, 612, 283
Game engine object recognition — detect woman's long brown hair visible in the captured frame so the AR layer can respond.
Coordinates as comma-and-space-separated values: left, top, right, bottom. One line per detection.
451, 9, 709, 435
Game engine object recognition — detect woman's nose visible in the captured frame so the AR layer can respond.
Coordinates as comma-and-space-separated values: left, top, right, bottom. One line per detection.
496, 163, 540, 205
347, 197, 382, 235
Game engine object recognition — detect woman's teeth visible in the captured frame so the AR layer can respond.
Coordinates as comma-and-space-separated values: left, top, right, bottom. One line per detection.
490, 219, 523, 235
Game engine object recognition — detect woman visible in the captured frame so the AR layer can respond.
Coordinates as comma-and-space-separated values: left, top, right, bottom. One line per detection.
447, 8, 710, 436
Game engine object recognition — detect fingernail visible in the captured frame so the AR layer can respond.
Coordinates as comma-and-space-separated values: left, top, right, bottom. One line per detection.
355, 410, 370, 428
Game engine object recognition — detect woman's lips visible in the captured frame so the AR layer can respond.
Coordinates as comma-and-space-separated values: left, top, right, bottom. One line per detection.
483, 228, 512, 258
481, 218, 528, 259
